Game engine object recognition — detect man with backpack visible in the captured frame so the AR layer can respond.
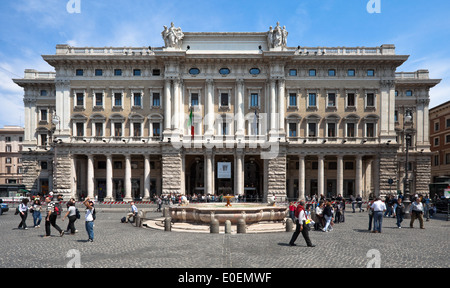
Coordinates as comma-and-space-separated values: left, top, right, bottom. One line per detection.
289, 200, 315, 247
44, 196, 64, 238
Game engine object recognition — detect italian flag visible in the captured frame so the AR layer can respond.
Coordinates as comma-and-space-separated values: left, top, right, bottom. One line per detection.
188, 108, 194, 139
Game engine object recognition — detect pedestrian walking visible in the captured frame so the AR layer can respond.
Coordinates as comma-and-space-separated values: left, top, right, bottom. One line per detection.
423, 194, 431, 221
371, 197, 386, 233
83, 197, 95, 242
62, 201, 78, 235
322, 201, 333, 232
289, 200, 315, 247
356, 195, 363, 212
394, 197, 405, 228
126, 201, 138, 223
367, 199, 374, 231
350, 195, 356, 213
289, 202, 296, 222
32, 198, 42, 228
156, 196, 162, 212
44, 197, 64, 237
410, 197, 425, 229
18, 198, 30, 230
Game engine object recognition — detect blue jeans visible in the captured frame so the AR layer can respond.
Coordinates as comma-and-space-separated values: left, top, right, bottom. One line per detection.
396, 213, 403, 228
373, 211, 383, 232
85, 221, 94, 241
33, 211, 42, 227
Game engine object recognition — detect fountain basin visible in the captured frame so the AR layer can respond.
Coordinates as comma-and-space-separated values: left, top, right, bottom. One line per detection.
169, 203, 288, 225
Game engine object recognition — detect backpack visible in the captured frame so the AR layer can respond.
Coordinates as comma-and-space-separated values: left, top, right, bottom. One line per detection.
92, 207, 96, 221
75, 208, 81, 219
54, 202, 62, 216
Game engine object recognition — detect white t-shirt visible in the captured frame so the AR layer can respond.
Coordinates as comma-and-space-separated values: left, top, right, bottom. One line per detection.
371, 200, 386, 212
85, 207, 95, 222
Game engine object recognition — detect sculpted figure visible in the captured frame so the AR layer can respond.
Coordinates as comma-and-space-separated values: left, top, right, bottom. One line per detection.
268, 22, 287, 49
162, 22, 184, 49
267, 26, 274, 48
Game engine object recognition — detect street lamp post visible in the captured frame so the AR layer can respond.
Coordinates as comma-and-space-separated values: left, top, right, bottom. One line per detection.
51, 114, 60, 194
402, 110, 413, 219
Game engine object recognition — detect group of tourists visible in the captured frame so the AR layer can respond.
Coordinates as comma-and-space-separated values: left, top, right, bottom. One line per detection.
288, 192, 433, 247
15, 193, 96, 242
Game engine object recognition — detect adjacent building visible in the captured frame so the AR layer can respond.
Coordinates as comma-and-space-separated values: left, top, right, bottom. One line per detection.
430, 100, 450, 182
13, 23, 440, 201
0, 126, 25, 197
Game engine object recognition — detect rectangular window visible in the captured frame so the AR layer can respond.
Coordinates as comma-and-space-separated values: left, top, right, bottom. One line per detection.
289, 69, 297, 76
447, 118, 450, 128
327, 123, 336, 137
153, 123, 161, 137
327, 93, 336, 107
345, 162, 354, 170
308, 93, 317, 107
289, 123, 297, 137
5, 137, 11, 142
328, 69, 336, 76
406, 90, 413, 97
191, 93, 199, 106
133, 123, 141, 137
133, 69, 141, 76
152, 69, 161, 76
133, 93, 142, 107
40, 134, 48, 147
328, 162, 337, 170
40, 90, 48, 96
76, 123, 84, 137
95, 69, 103, 76
434, 137, 439, 146
95, 123, 103, 137
367, 69, 375, 77
394, 110, 398, 122
114, 161, 122, 169
434, 122, 439, 132
367, 123, 375, 138
76, 69, 83, 76
347, 123, 355, 137
367, 93, 375, 107
95, 93, 103, 107
76, 93, 84, 106
5, 145, 11, 152
446, 134, 450, 144
114, 69, 122, 76
114, 93, 122, 107
250, 93, 259, 107
347, 93, 355, 107
308, 123, 316, 137
347, 69, 355, 77
309, 69, 316, 77
221, 93, 229, 107
222, 122, 228, 136
289, 93, 297, 107
40, 109, 47, 121
114, 123, 122, 137
152, 93, 160, 107
434, 155, 439, 166
446, 153, 450, 165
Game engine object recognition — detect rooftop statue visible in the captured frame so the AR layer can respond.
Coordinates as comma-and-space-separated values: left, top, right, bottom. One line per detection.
162, 22, 184, 49
267, 22, 288, 49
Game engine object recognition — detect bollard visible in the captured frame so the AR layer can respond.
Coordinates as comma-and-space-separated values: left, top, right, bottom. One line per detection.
164, 217, 172, 232
237, 218, 246, 234
225, 220, 231, 234
285, 218, 293, 232
210, 218, 219, 234
163, 207, 169, 217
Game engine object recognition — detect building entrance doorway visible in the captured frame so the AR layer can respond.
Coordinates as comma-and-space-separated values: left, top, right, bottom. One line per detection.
244, 156, 262, 202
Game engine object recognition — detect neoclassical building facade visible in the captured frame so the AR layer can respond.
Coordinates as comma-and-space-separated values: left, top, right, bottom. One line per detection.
14, 23, 440, 201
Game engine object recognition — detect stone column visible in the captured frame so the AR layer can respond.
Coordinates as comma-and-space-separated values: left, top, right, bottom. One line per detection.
124, 154, 132, 201
87, 154, 95, 199
235, 79, 245, 137
206, 79, 214, 136
70, 155, 77, 200
55, 79, 71, 140
106, 154, 113, 201
172, 79, 180, 134
355, 155, 362, 197
235, 150, 244, 196
164, 79, 172, 131
144, 154, 151, 200
298, 155, 305, 200
269, 79, 277, 134
318, 155, 324, 198
278, 79, 286, 135
205, 152, 213, 195
337, 155, 344, 196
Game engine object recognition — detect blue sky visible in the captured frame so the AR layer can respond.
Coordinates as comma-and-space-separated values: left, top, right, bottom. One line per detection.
1, 0, 449, 127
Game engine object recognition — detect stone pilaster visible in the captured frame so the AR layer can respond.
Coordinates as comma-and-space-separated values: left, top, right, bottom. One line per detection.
378, 151, 398, 197
415, 155, 432, 195
162, 151, 182, 195
266, 154, 286, 201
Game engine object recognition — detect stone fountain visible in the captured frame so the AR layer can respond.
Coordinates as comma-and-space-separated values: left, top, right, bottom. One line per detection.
168, 195, 288, 225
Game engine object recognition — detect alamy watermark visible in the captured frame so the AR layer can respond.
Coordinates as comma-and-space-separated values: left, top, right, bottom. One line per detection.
367, 0, 381, 14
67, 0, 81, 14
66, 249, 81, 268
366, 249, 381, 268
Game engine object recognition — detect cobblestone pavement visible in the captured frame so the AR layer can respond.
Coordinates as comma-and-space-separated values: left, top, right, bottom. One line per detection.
0, 205, 449, 268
